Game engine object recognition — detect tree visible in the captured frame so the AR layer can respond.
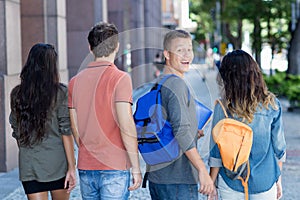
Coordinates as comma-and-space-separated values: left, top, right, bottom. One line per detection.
259, 0, 293, 71
189, 0, 216, 43
190, 0, 293, 68
288, 19, 300, 74
190, 0, 245, 49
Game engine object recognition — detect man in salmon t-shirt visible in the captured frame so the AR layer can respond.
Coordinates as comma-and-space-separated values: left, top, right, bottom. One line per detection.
68, 22, 142, 200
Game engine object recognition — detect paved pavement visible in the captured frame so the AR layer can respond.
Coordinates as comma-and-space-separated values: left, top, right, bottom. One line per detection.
1, 66, 299, 200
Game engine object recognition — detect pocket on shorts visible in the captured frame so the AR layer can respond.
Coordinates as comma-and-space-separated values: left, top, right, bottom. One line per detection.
101, 170, 130, 199
78, 169, 95, 195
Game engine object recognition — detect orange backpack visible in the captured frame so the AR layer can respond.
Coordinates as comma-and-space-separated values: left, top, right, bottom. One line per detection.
212, 99, 253, 200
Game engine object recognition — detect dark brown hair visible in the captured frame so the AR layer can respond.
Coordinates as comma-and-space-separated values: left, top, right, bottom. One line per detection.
88, 22, 119, 57
10, 43, 59, 146
218, 49, 277, 123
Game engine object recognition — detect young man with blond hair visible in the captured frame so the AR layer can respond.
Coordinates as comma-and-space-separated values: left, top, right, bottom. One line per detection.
147, 30, 216, 200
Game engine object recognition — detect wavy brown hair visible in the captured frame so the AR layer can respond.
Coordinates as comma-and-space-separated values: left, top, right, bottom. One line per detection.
88, 22, 119, 58
218, 50, 277, 123
10, 43, 59, 146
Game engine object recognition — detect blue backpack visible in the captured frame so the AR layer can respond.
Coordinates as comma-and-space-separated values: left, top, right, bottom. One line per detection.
133, 75, 212, 165
134, 75, 178, 165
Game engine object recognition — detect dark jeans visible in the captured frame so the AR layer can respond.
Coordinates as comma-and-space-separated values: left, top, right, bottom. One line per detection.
149, 181, 198, 200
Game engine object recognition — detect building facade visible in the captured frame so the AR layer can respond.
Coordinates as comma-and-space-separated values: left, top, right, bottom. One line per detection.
0, 0, 163, 172
0, 0, 196, 172
0, 0, 69, 172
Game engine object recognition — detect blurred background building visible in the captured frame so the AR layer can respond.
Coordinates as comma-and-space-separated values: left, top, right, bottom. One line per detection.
0, 0, 196, 172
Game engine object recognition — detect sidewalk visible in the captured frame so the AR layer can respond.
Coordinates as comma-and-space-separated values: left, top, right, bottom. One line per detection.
1, 67, 299, 200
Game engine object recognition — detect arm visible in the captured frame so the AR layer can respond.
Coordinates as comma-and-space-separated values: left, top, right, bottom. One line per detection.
206, 104, 224, 200
185, 148, 215, 195
62, 134, 76, 193
9, 112, 20, 147
163, 78, 215, 195
210, 167, 220, 183
69, 108, 80, 146
115, 102, 142, 191
207, 145, 221, 200
208, 166, 220, 199
57, 85, 77, 192
276, 161, 283, 199
68, 80, 79, 146
270, 101, 286, 199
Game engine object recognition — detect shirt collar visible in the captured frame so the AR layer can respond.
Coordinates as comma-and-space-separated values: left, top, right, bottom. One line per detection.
88, 61, 113, 68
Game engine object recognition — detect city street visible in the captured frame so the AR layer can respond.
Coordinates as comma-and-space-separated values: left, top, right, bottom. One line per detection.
1, 66, 299, 200
0, 0, 299, 199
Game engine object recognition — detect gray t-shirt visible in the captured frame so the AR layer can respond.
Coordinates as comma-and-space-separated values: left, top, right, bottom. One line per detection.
9, 84, 72, 182
148, 75, 199, 184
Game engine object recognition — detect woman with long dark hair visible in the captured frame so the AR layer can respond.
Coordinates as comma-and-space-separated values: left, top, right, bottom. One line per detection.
9, 43, 76, 200
208, 50, 286, 200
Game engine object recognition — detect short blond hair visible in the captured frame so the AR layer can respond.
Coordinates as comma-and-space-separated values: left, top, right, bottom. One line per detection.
163, 30, 191, 51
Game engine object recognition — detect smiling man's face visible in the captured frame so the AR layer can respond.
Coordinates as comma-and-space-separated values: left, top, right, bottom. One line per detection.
164, 37, 194, 76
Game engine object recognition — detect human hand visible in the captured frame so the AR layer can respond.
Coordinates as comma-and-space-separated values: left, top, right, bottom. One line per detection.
198, 170, 215, 195
207, 186, 218, 200
277, 180, 282, 199
197, 130, 204, 139
64, 169, 76, 193
128, 168, 142, 191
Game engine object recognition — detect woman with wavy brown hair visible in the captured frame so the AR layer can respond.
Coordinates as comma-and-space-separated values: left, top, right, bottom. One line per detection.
208, 50, 286, 200
9, 43, 76, 200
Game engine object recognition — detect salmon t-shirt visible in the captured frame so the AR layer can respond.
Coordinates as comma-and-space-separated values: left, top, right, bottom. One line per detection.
68, 61, 133, 170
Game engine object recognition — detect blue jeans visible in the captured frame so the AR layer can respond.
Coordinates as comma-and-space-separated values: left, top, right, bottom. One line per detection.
78, 169, 130, 200
149, 181, 198, 200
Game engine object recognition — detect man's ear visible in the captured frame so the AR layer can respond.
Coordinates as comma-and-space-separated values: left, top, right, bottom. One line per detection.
115, 43, 120, 53
163, 50, 169, 60
88, 45, 92, 53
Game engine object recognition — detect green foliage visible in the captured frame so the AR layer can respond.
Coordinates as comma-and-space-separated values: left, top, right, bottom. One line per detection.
189, 0, 293, 50
285, 75, 300, 106
190, 0, 215, 41
264, 71, 300, 107
264, 71, 286, 96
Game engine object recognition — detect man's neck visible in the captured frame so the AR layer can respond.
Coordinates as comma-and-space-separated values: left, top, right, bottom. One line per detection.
163, 65, 184, 78
94, 54, 115, 63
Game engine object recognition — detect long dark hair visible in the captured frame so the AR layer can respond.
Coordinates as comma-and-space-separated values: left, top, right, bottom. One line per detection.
218, 49, 277, 123
10, 43, 60, 146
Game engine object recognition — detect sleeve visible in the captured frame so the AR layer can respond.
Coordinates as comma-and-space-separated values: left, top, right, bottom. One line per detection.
208, 103, 223, 167
162, 77, 196, 152
9, 88, 20, 139
68, 78, 74, 108
57, 85, 72, 136
9, 111, 19, 139
114, 73, 133, 104
271, 99, 286, 162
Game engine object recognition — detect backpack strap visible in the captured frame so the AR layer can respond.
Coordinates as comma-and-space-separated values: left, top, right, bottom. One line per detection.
142, 164, 151, 188
156, 74, 191, 105
216, 99, 251, 200
238, 160, 250, 200
215, 99, 229, 118
156, 74, 177, 90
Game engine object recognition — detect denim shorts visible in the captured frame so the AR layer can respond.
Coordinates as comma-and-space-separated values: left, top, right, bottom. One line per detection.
217, 175, 277, 200
149, 181, 198, 200
78, 169, 130, 200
